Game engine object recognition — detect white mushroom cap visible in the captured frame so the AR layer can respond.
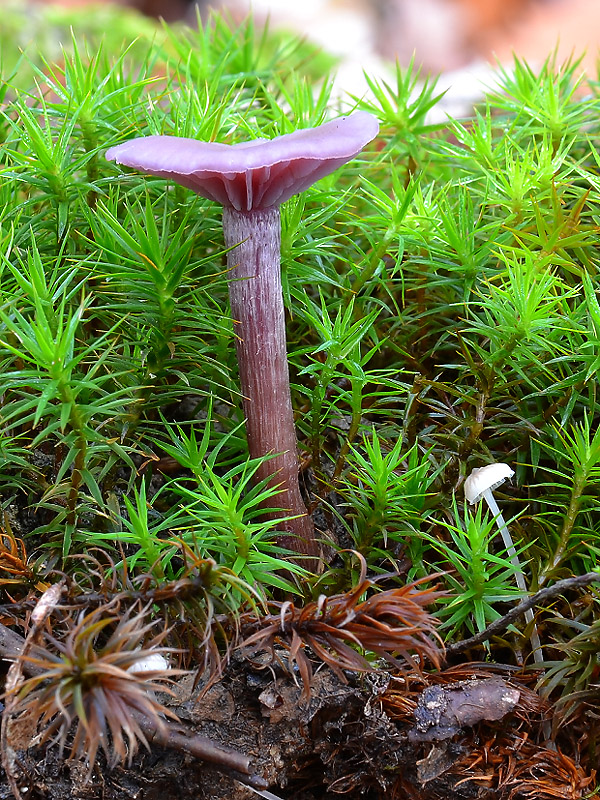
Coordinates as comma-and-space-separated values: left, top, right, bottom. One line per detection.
127, 652, 170, 674
464, 463, 514, 504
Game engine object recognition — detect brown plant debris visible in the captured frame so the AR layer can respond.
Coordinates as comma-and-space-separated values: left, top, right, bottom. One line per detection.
460, 734, 595, 799
381, 664, 593, 799
5, 605, 182, 776
239, 567, 444, 699
0, 514, 49, 594
2, 581, 65, 800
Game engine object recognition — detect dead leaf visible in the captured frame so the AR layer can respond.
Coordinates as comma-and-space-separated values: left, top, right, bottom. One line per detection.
410, 678, 520, 741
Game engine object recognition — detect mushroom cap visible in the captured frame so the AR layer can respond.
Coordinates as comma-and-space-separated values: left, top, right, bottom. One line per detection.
105, 111, 379, 212
127, 652, 170, 674
464, 463, 515, 504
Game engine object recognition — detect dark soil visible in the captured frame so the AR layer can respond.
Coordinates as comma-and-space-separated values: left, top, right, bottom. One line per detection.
2, 649, 591, 800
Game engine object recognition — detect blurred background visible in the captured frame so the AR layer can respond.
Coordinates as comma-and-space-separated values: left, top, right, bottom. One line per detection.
32, 0, 600, 76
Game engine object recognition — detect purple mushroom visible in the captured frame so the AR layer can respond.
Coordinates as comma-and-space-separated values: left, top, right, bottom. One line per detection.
106, 112, 379, 564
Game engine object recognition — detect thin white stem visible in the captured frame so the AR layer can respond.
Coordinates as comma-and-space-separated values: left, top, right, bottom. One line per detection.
482, 489, 544, 667
483, 489, 524, 587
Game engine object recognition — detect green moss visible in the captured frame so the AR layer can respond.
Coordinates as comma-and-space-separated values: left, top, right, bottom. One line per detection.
1, 10, 600, 763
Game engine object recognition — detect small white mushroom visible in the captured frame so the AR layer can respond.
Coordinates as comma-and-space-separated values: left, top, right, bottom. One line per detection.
464, 463, 515, 505
127, 652, 171, 708
127, 652, 170, 675
464, 463, 542, 666
464, 464, 519, 566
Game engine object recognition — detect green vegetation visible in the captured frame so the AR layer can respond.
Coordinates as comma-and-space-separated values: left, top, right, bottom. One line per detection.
1, 6, 600, 787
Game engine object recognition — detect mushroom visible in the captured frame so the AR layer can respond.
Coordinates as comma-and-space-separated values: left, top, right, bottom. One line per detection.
127, 652, 170, 674
126, 650, 172, 707
464, 463, 542, 665
106, 112, 379, 564
464, 464, 517, 559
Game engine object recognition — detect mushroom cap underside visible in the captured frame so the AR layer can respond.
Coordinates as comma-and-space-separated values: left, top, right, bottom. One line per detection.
105, 111, 379, 211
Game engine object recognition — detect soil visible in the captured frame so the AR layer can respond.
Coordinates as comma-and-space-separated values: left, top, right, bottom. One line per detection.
0, 459, 593, 799
2, 649, 588, 800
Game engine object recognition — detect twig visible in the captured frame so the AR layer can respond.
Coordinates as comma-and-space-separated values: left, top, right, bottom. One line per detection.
135, 715, 253, 775
446, 572, 600, 656
0, 573, 229, 618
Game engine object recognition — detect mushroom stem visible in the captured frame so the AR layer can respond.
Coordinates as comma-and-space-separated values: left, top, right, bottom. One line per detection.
223, 206, 319, 562
481, 488, 543, 665
481, 488, 522, 579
